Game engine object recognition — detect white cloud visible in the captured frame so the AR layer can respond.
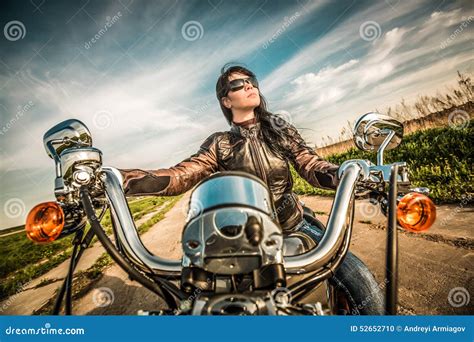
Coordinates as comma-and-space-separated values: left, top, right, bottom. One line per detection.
0, 0, 330, 228
261, 0, 428, 95
261, 3, 473, 145
284, 59, 358, 111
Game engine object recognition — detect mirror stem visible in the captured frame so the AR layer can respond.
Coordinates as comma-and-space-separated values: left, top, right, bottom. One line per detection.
377, 130, 395, 165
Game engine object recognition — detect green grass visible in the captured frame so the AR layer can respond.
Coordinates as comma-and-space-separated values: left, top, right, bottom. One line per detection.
0, 233, 74, 280
0, 195, 179, 301
292, 121, 473, 203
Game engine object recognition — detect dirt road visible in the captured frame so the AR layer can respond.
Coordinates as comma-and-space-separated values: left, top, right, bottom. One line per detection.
300, 196, 473, 315
2, 194, 472, 315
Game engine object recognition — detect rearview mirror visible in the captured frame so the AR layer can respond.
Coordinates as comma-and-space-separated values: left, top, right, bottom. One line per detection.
43, 119, 92, 160
353, 112, 403, 165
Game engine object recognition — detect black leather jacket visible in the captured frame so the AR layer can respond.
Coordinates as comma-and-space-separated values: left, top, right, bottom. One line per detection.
119, 120, 339, 231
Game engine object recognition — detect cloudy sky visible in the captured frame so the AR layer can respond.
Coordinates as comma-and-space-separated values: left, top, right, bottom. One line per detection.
0, 0, 473, 229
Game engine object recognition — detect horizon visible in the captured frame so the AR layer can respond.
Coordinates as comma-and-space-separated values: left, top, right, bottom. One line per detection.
0, 0, 473, 229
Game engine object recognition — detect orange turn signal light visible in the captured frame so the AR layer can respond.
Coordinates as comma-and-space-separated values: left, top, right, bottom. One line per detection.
25, 202, 65, 243
397, 192, 436, 233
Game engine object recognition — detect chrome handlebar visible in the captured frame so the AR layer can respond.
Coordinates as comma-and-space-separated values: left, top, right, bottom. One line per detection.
55, 143, 392, 277
98, 160, 373, 276
283, 161, 366, 274
101, 167, 182, 276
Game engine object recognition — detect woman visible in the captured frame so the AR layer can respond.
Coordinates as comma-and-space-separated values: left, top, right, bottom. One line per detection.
119, 65, 384, 314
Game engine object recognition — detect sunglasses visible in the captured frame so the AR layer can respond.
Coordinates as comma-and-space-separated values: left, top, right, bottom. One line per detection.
228, 76, 259, 93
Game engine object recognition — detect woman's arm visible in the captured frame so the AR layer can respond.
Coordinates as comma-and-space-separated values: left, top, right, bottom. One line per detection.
284, 124, 339, 190
118, 133, 220, 196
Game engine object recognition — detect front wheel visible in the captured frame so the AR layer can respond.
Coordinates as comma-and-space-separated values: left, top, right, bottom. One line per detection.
329, 252, 385, 315
297, 221, 385, 315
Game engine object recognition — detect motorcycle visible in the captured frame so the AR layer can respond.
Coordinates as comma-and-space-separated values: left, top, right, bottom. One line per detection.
25, 112, 436, 315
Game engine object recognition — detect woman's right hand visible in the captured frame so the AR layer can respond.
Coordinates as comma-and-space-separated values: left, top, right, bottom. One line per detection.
117, 168, 171, 196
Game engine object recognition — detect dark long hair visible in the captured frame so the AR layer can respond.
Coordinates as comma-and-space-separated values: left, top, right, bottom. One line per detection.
215, 64, 292, 159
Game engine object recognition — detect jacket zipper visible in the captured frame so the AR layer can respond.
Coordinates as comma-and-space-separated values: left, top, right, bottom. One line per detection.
249, 130, 268, 186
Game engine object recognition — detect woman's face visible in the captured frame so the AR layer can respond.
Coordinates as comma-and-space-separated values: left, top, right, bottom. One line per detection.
222, 72, 260, 111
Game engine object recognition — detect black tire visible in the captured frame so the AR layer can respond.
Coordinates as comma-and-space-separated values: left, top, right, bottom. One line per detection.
298, 221, 385, 315
329, 252, 385, 315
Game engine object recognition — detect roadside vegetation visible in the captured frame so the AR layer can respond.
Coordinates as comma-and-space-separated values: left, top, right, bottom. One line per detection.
0, 196, 180, 301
